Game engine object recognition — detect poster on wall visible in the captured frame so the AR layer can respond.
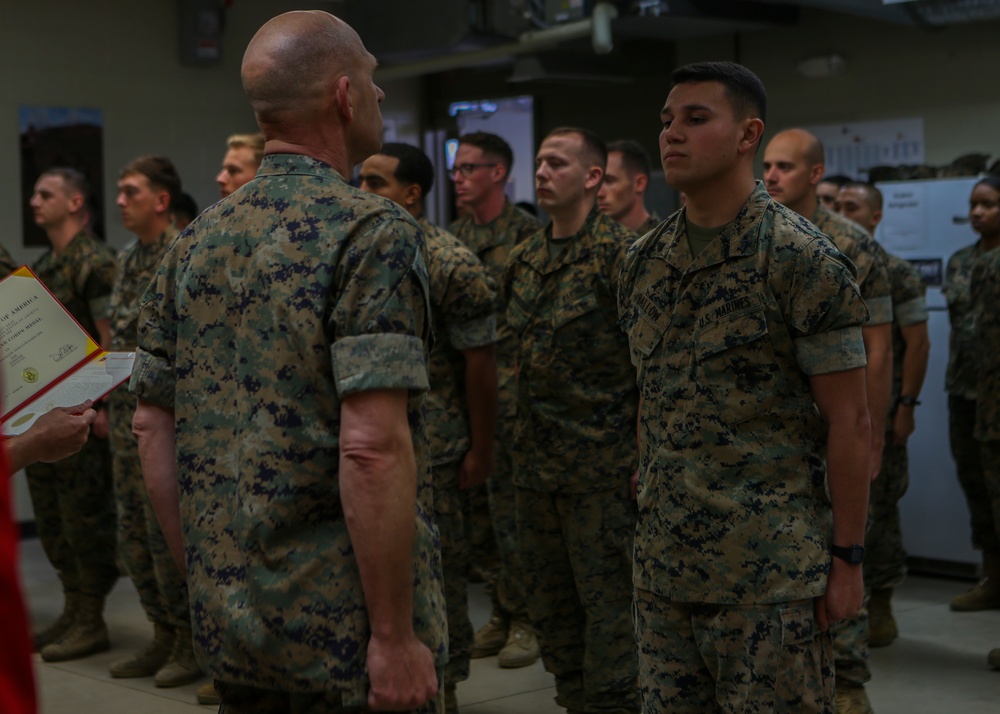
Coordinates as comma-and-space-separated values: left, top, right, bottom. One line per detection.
804, 118, 925, 180
19, 106, 105, 248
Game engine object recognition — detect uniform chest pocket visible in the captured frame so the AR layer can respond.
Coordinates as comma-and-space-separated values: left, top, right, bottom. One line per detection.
553, 290, 600, 330
694, 306, 778, 424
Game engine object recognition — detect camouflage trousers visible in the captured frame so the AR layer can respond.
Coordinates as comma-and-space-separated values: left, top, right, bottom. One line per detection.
25, 430, 118, 598
485, 428, 529, 621
433, 459, 472, 684
215, 681, 444, 714
633, 589, 834, 713
109, 391, 190, 629
949, 396, 997, 551
864, 435, 910, 590
516, 485, 638, 713
977, 439, 1000, 551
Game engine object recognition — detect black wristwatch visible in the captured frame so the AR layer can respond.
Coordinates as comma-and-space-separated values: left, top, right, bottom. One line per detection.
896, 395, 921, 408
831, 544, 865, 565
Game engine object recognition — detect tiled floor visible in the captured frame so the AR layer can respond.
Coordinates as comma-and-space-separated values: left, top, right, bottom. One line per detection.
19, 537, 1000, 712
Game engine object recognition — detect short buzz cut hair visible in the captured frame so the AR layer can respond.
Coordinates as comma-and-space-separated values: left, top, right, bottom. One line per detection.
227, 132, 265, 167
607, 139, 651, 178
545, 127, 608, 171
378, 142, 435, 204
457, 131, 514, 173
120, 155, 182, 209
819, 174, 852, 189
670, 61, 767, 124
844, 181, 883, 211
40, 167, 90, 203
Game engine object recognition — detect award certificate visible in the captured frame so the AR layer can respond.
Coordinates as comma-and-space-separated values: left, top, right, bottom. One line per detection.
1, 266, 134, 436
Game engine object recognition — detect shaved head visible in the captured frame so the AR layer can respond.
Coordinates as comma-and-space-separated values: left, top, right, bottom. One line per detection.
770, 128, 824, 167
241, 11, 363, 123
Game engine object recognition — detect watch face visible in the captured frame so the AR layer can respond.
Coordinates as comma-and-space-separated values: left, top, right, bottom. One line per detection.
833, 544, 865, 564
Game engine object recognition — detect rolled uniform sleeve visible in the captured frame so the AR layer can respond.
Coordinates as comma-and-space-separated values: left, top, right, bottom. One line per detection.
128, 239, 184, 408
329, 218, 432, 398
790, 248, 869, 376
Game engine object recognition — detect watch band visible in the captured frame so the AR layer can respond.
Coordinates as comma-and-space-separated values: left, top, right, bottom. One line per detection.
897, 394, 921, 408
831, 544, 865, 565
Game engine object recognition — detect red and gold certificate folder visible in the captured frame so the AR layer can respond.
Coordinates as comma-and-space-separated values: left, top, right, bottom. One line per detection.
1, 266, 134, 436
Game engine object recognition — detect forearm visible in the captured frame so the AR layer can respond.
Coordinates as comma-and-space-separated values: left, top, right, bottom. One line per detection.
827, 410, 871, 546
463, 345, 497, 460
862, 324, 893, 445
899, 325, 930, 401
133, 400, 185, 573
340, 392, 419, 642
4, 435, 37, 474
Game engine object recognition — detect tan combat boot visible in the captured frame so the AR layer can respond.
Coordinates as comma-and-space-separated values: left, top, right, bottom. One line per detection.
154, 625, 203, 687
196, 681, 221, 705
868, 588, 898, 647
109, 622, 175, 678
40, 595, 110, 662
33, 590, 81, 652
471, 609, 509, 658
497, 620, 540, 668
951, 550, 1000, 611
835, 684, 874, 714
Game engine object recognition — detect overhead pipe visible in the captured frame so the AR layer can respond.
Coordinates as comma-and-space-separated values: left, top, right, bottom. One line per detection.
374, 2, 618, 82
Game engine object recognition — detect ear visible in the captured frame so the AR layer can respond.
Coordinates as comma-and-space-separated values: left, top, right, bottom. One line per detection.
808, 162, 825, 186
67, 192, 85, 214
490, 163, 507, 185
155, 190, 171, 216
584, 166, 604, 192
403, 183, 422, 211
633, 173, 648, 194
738, 118, 765, 156
872, 208, 883, 227
334, 75, 353, 122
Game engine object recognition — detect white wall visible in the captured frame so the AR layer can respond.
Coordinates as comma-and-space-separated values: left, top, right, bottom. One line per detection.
2, 1, 425, 521
675, 9, 1000, 167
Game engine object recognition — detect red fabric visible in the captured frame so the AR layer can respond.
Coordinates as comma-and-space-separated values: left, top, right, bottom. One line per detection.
0, 440, 37, 713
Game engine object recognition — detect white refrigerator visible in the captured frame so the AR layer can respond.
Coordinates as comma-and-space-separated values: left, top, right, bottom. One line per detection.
874, 176, 980, 571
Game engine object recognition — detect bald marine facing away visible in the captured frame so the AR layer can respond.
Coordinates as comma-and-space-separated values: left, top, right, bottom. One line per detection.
129, 10, 446, 714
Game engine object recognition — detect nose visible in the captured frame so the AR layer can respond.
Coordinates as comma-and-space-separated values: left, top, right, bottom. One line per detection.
29, 193, 40, 208
216, 170, 227, 186
375, 84, 385, 103
116, 192, 127, 207
764, 166, 777, 185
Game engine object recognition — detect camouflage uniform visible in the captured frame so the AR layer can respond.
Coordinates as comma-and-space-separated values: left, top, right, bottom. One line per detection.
618, 184, 868, 712
26, 231, 118, 601
450, 201, 539, 621
505, 209, 639, 713
108, 228, 190, 632
971, 249, 1000, 559
811, 206, 894, 691
421, 217, 498, 686
636, 214, 660, 236
129, 154, 446, 706
865, 254, 927, 592
944, 241, 998, 551
0, 243, 17, 277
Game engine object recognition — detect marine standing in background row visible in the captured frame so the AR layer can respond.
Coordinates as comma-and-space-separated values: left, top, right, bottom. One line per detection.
945, 174, 1000, 613
835, 181, 931, 651
598, 139, 660, 235
763, 128, 894, 714
360, 141, 499, 713
26, 167, 119, 664
106, 156, 200, 688
506, 127, 639, 714
970, 225, 1000, 670
449, 131, 542, 668
130, 11, 445, 712
621, 61, 871, 712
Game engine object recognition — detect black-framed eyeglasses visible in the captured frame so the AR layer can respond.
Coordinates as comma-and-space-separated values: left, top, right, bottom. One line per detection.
448, 163, 497, 179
